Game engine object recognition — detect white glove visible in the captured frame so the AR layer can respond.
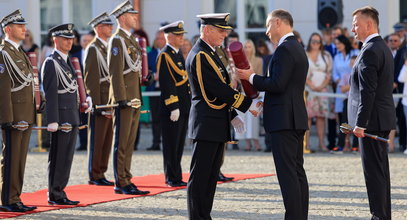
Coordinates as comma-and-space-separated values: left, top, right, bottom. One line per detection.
248, 99, 263, 117
47, 122, 59, 132
231, 116, 245, 134
170, 109, 180, 122
85, 96, 93, 113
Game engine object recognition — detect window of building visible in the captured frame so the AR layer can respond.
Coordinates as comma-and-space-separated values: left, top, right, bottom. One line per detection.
40, 0, 92, 46
214, 0, 270, 50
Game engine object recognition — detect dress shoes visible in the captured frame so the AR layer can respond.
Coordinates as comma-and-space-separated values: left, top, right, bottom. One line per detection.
0, 202, 37, 212
88, 178, 114, 186
48, 198, 80, 205
146, 145, 160, 151
166, 181, 187, 187
218, 173, 234, 182
114, 184, 150, 195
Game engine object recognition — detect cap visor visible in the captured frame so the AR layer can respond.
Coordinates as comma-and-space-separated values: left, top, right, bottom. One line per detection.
12, 21, 27, 25
213, 24, 233, 30
59, 34, 75, 39
172, 30, 187, 35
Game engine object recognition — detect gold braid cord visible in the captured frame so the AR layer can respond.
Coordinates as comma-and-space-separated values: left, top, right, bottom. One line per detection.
157, 52, 188, 86
196, 52, 227, 110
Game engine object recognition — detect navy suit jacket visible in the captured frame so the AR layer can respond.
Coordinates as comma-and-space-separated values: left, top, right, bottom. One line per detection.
253, 36, 309, 132
42, 52, 80, 126
347, 36, 396, 131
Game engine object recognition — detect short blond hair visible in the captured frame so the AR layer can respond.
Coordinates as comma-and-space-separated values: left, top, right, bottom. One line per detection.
352, 6, 379, 26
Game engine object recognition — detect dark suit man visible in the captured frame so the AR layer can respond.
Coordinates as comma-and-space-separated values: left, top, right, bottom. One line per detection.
42, 23, 92, 206
0, 9, 37, 212
237, 9, 309, 220
108, 0, 149, 195
84, 13, 114, 186
186, 13, 260, 220
157, 21, 191, 187
349, 7, 396, 220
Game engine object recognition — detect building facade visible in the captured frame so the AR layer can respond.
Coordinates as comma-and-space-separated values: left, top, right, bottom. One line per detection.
0, 0, 403, 49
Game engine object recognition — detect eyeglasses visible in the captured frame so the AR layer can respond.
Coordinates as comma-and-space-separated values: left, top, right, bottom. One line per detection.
311, 40, 321, 44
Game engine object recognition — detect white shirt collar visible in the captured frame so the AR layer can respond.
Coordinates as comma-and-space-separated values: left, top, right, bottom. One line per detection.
200, 38, 215, 52
119, 27, 132, 37
5, 37, 20, 50
54, 48, 68, 62
167, 43, 179, 53
363, 33, 379, 46
97, 37, 108, 47
278, 32, 294, 46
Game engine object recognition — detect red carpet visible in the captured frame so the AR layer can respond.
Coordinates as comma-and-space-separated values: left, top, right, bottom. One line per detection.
0, 173, 273, 219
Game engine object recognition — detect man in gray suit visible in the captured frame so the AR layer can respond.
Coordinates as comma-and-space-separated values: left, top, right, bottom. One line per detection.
349, 6, 396, 220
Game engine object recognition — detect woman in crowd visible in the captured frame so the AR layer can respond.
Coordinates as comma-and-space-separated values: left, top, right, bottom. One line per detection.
236, 39, 263, 151
21, 29, 39, 58
304, 33, 333, 152
332, 35, 359, 153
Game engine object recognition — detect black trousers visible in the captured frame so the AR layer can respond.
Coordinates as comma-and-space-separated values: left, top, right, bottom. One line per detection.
338, 99, 358, 148
327, 118, 337, 150
78, 112, 88, 149
359, 131, 391, 220
396, 101, 406, 149
149, 96, 162, 147
270, 130, 308, 220
48, 127, 78, 201
187, 140, 225, 220
162, 115, 188, 183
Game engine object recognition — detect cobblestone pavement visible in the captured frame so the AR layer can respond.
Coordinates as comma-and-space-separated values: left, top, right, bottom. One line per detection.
7, 126, 407, 219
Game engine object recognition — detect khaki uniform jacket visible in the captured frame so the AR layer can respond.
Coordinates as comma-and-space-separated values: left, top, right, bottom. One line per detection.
84, 38, 110, 105
108, 29, 142, 104
0, 40, 35, 124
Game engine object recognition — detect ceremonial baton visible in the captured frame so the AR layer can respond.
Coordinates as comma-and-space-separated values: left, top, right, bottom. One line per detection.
339, 123, 390, 143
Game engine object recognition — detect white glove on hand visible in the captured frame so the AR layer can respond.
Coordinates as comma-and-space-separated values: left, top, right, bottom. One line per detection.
231, 116, 245, 134
47, 122, 59, 132
170, 109, 180, 122
248, 99, 263, 117
85, 96, 93, 113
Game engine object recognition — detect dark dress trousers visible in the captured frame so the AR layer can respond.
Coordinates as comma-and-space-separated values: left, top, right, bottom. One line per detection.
42, 51, 80, 201
186, 39, 252, 220
157, 45, 191, 184
0, 41, 35, 205
252, 35, 309, 220
348, 36, 396, 220
83, 38, 113, 181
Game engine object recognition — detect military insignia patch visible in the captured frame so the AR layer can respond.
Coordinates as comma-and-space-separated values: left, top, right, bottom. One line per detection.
112, 47, 119, 56
0, 64, 4, 74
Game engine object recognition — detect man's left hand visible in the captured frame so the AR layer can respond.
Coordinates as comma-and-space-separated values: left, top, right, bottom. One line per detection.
248, 99, 263, 117
231, 116, 245, 134
236, 67, 254, 81
353, 127, 365, 138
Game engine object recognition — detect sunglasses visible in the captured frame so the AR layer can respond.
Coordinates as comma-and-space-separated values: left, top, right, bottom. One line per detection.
311, 40, 321, 44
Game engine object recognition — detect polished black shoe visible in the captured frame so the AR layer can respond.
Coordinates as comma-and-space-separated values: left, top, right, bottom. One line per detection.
88, 178, 114, 186
0, 202, 36, 212
48, 198, 80, 205
166, 181, 187, 187
146, 145, 160, 151
218, 173, 234, 182
114, 184, 150, 195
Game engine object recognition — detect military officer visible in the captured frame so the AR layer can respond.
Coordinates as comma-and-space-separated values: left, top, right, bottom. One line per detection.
84, 12, 115, 186
157, 21, 191, 187
42, 23, 92, 205
185, 13, 261, 219
108, 0, 149, 195
0, 9, 37, 212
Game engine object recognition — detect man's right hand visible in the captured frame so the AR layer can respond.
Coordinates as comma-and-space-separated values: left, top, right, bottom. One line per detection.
117, 100, 128, 109
1, 122, 12, 130
170, 109, 180, 122
47, 122, 58, 132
